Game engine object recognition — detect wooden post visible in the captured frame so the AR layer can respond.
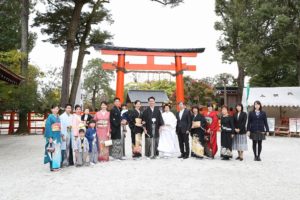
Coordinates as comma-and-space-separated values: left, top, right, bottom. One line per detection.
8, 112, 15, 134
175, 56, 184, 110
116, 54, 125, 103
27, 112, 31, 134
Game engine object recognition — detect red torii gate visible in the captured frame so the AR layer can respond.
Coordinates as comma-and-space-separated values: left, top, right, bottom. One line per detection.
94, 45, 205, 106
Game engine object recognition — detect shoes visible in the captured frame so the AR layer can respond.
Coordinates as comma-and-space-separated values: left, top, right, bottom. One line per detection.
235, 157, 240, 160
257, 157, 261, 161
254, 156, 258, 161
183, 155, 189, 159
178, 154, 185, 159
239, 158, 243, 161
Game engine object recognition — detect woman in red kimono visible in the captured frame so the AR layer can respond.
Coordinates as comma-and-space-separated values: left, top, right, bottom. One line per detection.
94, 101, 111, 162
204, 104, 219, 158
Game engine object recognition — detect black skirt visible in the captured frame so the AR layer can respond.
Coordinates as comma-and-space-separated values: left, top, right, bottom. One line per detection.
250, 132, 266, 141
221, 131, 233, 150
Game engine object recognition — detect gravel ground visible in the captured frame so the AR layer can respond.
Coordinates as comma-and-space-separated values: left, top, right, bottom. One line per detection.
0, 133, 300, 200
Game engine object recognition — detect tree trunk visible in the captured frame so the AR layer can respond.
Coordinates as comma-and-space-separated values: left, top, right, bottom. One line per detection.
69, 0, 102, 106
20, 0, 29, 76
236, 63, 245, 103
16, 111, 29, 134
91, 87, 97, 111
16, 0, 29, 134
297, 53, 300, 86
60, 1, 86, 107
69, 46, 86, 106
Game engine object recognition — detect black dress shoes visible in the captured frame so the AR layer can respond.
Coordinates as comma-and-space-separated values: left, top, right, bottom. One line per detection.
183, 155, 189, 159
178, 154, 185, 159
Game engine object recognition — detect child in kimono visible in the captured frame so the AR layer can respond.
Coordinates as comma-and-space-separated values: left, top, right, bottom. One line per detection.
74, 129, 89, 166
85, 120, 98, 164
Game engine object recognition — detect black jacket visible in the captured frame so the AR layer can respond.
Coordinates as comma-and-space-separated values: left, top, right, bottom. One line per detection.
110, 106, 121, 139
221, 115, 235, 134
176, 109, 192, 134
190, 114, 207, 136
247, 111, 269, 133
81, 114, 93, 123
142, 107, 164, 138
233, 112, 247, 134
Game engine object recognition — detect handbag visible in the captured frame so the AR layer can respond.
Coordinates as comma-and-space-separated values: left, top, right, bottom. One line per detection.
104, 140, 112, 147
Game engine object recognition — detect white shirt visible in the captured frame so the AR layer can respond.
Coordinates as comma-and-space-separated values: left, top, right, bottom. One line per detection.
150, 107, 154, 112
179, 109, 184, 120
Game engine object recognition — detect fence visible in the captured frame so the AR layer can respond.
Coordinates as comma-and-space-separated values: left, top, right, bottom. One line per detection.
0, 112, 47, 134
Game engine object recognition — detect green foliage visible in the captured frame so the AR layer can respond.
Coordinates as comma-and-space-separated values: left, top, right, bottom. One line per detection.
37, 67, 62, 112
0, 51, 41, 113
125, 79, 176, 98
33, 1, 113, 49
215, 0, 300, 87
0, 0, 36, 52
183, 76, 215, 106
83, 58, 114, 110
125, 76, 214, 106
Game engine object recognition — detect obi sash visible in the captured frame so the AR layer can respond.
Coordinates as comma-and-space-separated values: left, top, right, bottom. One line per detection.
51, 123, 61, 132
97, 120, 108, 128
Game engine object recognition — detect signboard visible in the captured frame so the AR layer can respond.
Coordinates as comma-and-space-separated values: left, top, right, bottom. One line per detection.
267, 118, 275, 132
289, 118, 300, 132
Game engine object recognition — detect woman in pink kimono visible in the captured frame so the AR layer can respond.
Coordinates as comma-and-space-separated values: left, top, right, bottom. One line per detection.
94, 101, 111, 161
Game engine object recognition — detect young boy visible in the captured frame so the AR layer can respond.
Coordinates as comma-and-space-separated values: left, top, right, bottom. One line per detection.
85, 120, 98, 164
74, 129, 89, 166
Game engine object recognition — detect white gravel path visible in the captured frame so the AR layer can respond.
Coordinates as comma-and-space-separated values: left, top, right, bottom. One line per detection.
0, 134, 299, 200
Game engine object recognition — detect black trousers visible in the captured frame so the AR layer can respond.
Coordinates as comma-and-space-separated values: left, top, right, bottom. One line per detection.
177, 131, 190, 156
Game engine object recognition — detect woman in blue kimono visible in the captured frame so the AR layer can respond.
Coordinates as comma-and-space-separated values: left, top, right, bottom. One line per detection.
44, 105, 62, 171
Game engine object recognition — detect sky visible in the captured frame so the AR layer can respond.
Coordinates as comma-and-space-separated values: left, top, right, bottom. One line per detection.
29, 0, 238, 84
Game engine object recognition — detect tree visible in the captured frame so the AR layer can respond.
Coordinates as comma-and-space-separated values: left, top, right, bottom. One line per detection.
0, 51, 41, 134
34, 0, 112, 107
216, 0, 300, 91
213, 73, 237, 87
125, 76, 214, 106
38, 67, 62, 113
0, 0, 37, 134
182, 76, 215, 106
69, 1, 112, 105
0, 0, 36, 52
82, 58, 114, 111
215, 0, 255, 103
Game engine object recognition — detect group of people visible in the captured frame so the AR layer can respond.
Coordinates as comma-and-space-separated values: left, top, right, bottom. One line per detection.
44, 96, 269, 172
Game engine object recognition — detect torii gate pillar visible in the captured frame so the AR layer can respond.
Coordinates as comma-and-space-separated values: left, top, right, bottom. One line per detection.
116, 54, 125, 102
175, 56, 184, 104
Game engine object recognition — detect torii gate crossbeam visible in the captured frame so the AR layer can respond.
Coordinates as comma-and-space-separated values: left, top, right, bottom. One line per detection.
94, 45, 205, 107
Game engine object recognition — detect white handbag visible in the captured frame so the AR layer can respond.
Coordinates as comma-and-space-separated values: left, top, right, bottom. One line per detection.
104, 140, 112, 147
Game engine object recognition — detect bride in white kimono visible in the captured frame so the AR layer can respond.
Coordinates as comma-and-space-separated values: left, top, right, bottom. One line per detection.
158, 104, 180, 158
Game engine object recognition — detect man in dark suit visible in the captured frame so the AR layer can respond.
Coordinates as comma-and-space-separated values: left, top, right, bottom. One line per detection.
142, 96, 164, 158
110, 97, 124, 159
176, 102, 192, 159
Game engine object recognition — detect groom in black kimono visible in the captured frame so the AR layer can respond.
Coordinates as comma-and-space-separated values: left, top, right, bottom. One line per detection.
142, 96, 164, 158
176, 102, 192, 159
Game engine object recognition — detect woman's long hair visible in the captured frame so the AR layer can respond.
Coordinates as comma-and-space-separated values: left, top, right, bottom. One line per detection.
253, 100, 262, 111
